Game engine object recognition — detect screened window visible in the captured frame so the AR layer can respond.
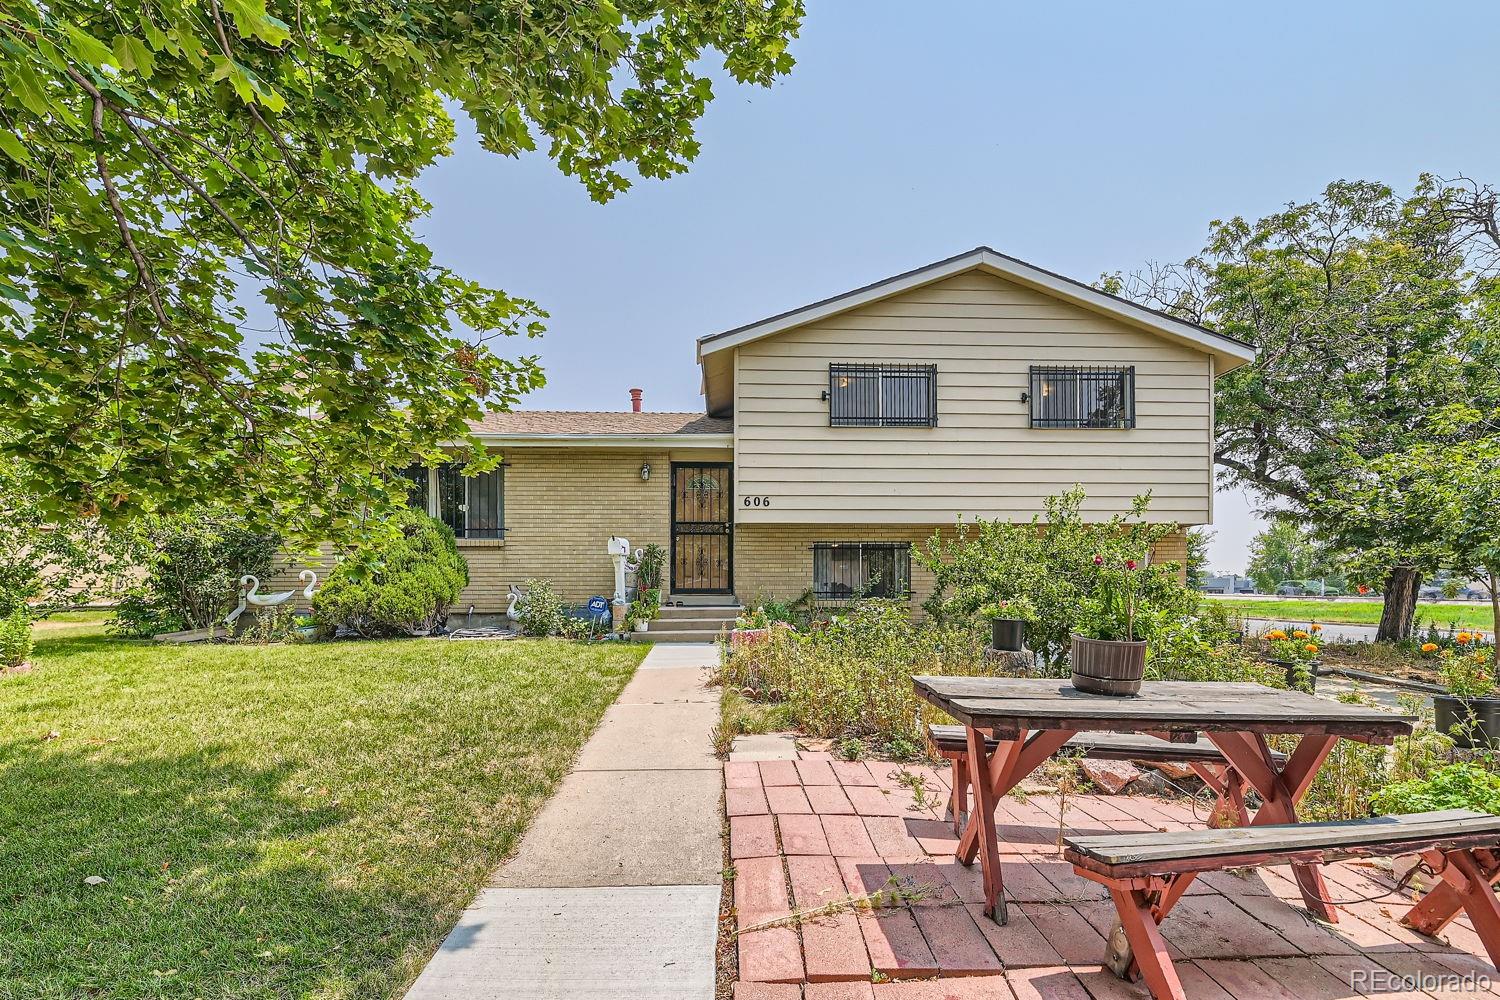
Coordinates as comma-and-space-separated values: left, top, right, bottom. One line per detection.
1029, 366, 1135, 428
827, 363, 937, 427
409, 462, 505, 538
811, 542, 911, 600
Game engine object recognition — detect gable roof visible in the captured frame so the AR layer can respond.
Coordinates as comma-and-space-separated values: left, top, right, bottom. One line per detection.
695, 246, 1256, 415
466, 410, 732, 446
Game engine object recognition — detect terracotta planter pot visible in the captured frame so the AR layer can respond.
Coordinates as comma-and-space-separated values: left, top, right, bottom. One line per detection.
990, 617, 1026, 652
1070, 634, 1147, 696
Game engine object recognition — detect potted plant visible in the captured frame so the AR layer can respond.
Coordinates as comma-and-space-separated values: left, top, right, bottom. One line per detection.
1261, 627, 1321, 692
1434, 646, 1500, 747
633, 543, 665, 600
1070, 554, 1149, 695
980, 597, 1032, 652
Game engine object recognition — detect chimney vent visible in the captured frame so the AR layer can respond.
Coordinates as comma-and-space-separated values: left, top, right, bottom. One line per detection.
628, 388, 643, 412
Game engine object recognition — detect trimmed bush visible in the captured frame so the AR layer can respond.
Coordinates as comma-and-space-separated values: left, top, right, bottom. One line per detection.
0, 606, 32, 668
109, 513, 281, 636
312, 511, 468, 637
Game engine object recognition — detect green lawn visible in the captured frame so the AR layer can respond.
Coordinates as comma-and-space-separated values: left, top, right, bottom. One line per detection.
0, 620, 646, 999
1206, 597, 1494, 632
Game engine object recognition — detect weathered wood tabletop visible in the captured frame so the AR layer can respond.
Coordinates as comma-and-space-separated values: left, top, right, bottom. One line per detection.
913, 676, 1414, 742
911, 674, 1416, 929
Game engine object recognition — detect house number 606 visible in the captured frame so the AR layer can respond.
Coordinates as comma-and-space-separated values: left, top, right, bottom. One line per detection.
744, 496, 771, 508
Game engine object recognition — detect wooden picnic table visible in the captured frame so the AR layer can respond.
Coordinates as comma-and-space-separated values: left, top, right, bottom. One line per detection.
912, 676, 1415, 925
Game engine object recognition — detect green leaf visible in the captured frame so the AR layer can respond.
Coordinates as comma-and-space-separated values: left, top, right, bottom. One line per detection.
61, 23, 118, 69
0, 131, 33, 165
113, 35, 156, 79
219, 0, 292, 46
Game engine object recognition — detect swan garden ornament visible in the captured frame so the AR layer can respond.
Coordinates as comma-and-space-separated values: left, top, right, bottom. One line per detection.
225, 570, 317, 627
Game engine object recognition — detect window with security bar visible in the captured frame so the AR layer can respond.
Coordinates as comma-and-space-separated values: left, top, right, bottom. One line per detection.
827, 363, 937, 427
811, 542, 911, 600
1029, 365, 1136, 429
400, 462, 506, 538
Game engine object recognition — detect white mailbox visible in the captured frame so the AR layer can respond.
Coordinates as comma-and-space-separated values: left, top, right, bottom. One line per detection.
608, 536, 631, 605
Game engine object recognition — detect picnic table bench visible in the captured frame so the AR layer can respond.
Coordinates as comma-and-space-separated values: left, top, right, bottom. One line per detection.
927, 723, 1286, 832
1064, 809, 1500, 1000
913, 676, 1414, 927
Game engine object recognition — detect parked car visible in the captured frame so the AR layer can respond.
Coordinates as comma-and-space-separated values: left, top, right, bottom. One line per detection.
1275, 580, 1343, 597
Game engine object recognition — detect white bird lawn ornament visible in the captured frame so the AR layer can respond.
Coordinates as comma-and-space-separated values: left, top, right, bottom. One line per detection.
225, 570, 317, 626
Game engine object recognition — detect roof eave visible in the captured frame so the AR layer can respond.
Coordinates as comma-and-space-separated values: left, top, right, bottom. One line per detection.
461, 432, 734, 449
695, 247, 1257, 375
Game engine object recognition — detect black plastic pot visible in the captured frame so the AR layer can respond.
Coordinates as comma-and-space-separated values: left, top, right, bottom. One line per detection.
1269, 658, 1319, 693
990, 617, 1026, 652
1433, 694, 1500, 748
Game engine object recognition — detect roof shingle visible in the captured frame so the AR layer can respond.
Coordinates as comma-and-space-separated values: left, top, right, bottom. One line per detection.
466, 410, 731, 436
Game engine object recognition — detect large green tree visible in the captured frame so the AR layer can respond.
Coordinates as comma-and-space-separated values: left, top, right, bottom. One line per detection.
1245, 519, 1342, 595
1112, 177, 1500, 638
0, 0, 802, 546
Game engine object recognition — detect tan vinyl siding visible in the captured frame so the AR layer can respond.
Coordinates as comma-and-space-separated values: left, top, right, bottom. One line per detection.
733, 271, 1214, 525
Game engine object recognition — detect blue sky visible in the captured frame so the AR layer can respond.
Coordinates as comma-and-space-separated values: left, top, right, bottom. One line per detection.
411, 1, 1500, 573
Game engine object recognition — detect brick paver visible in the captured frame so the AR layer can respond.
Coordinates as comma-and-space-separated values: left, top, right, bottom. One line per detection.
724, 750, 1500, 1000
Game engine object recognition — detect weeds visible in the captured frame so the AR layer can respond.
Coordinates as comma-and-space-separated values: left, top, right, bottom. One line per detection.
734, 875, 940, 935
890, 767, 939, 811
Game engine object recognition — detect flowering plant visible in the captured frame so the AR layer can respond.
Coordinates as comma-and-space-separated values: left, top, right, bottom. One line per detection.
978, 596, 1035, 622
1440, 648, 1496, 701
1074, 552, 1149, 642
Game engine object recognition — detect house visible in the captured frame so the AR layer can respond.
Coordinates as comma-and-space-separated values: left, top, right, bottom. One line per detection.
272, 247, 1254, 628
1200, 574, 1256, 596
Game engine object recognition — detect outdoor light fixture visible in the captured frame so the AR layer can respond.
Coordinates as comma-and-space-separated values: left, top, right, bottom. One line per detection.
640, 462, 651, 481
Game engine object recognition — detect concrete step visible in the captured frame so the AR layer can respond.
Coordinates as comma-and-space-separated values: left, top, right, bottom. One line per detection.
657, 605, 743, 622
632, 626, 729, 643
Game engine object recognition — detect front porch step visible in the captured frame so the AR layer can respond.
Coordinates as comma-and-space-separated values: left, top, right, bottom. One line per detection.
631, 626, 730, 643
657, 605, 743, 622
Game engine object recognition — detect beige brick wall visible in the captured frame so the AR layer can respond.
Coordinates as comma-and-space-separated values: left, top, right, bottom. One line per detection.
270, 447, 690, 610
732, 523, 1189, 609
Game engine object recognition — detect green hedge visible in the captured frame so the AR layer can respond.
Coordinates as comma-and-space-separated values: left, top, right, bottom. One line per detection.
312, 511, 468, 637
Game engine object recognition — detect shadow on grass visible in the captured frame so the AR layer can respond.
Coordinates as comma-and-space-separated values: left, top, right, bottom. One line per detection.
0, 739, 435, 999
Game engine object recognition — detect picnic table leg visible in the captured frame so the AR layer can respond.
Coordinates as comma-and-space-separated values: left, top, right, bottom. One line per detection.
1403, 848, 1500, 941
1205, 731, 1340, 923
957, 728, 1074, 865
1187, 762, 1250, 829
948, 755, 968, 835
1106, 884, 1187, 1000
964, 725, 1013, 924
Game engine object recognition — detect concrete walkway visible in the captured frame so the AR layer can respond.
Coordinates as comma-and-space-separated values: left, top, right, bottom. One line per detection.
405, 643, 723, 1000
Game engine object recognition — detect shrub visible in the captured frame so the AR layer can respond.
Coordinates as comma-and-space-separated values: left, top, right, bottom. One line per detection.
717, 599, 993, 745
917, 487, 1196, 666
0, 606, 32, 667
513, 578, 565, 637
1373, 762, 1500, 815
312, 511, 468, 637
109, 513, 281, 635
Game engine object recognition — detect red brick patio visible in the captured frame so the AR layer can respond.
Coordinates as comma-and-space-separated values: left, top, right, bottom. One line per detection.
724, 751, 1500, 1000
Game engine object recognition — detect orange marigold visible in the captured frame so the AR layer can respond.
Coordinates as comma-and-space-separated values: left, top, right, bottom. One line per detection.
1422, 642, 1440, 653
1305, 643, 1319, 654
1292, 629, 1310, 639
1457, 632, 1474, 644
1266, 629, 1288, 640
1310, 623, 1323, 632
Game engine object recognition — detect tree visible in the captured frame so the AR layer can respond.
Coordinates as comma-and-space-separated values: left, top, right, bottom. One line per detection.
1245, 520, 1341, 594
1112, 176, 1500, 638
0, 1, 804, 547
1184, 527, 1212, 589
1318, 438, 1500, 640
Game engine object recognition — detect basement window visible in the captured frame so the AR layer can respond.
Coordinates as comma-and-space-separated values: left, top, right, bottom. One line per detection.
1029, 366, 1136, 428
812, 542, 911, 600
827, 363, 937, 427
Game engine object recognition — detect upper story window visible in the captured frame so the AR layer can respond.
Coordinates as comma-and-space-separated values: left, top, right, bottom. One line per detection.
1029, 365, 1136, 429
811, 542, 911, 600
400, 462, 505, 538
827, 363, 937, 427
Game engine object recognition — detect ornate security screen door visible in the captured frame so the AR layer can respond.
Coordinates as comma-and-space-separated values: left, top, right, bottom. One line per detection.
671, 463, 733, 595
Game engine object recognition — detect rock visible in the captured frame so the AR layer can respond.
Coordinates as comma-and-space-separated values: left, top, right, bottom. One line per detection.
1150, 760, 1197, 780
1080, 758, 1143, 795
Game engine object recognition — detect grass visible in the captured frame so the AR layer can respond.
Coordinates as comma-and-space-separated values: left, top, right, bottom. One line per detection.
0, 620, 646, 1000
1207, 597, 1495, 632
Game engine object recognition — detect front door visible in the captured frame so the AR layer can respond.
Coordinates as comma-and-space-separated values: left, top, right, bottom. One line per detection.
671, 462, 733, 595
